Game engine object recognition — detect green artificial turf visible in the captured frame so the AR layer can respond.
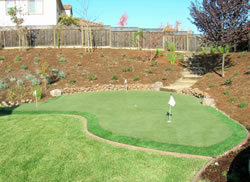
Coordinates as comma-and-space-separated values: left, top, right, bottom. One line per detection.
2, 91, 247, 156
0, 114, 208, 182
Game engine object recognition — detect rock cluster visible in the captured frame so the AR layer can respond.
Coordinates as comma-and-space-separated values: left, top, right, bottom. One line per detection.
180, 88, 209, 98
62, 84, 153, 94
1, 99, 32, 108
180, 88, 216, 107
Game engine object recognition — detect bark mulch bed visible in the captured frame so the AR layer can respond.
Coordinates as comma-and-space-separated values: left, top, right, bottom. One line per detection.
192, 52, 250, 182
0, 48, 182, 102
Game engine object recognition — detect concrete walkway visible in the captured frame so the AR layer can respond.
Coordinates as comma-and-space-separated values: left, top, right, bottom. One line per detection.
161, 69, 202, 92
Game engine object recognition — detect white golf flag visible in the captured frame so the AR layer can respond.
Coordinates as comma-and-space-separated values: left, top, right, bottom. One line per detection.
33, 90, 37, 96
168, 96, 176, 107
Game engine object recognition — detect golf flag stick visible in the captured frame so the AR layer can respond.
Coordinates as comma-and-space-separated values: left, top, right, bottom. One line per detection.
33, 90, 37, 108
168, 95, 176, 122
124, 79, 128, 92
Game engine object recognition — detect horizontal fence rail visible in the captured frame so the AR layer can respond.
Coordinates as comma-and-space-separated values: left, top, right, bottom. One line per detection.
0, 25, 202, 51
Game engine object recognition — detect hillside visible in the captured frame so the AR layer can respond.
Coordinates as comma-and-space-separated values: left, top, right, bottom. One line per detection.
0, 48, 182, 102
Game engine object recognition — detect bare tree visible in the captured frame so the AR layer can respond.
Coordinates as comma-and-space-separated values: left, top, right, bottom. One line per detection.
75, 0, 99, 53
8, 6, 26, 50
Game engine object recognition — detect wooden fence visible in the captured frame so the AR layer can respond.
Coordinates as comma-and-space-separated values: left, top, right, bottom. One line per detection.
0, 26, 201, 52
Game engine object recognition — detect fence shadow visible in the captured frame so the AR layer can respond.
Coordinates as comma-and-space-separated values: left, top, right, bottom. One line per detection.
227, 146, 250, 182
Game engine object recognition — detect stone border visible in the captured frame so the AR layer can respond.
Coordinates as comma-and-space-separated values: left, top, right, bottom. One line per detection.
62, 84, 153, 94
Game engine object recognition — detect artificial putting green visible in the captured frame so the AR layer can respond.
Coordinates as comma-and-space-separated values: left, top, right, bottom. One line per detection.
4, 91, 247, 156
0, 114, 208, 182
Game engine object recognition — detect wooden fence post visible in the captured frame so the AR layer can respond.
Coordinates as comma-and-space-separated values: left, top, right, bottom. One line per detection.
81, 25, 84, 48
109, 27, 112, 47
187, 33, 190, 52
163, 36, 165, 50
53, 26, 56, 48
18, 30, 21, 49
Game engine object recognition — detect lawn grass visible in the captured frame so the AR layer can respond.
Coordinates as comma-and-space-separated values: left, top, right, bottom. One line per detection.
0, 114, 208, 182
2, 91, 247, 156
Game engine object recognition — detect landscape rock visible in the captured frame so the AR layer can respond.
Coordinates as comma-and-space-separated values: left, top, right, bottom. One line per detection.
50, 89, 62, 97
152, 82, 163, 91
202, 97, 215, 107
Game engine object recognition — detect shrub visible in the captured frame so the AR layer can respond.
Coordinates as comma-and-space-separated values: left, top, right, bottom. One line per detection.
32, 78, 41, 86
238, 102, 247, 108
58, 71, 66, 79
152, 78, 157, 83
0, 80, 8, 90
146, 68, 153, 74
123, 66, 133, 72
33, 57, 40, 62
224, 78, 233, 85
111, 74, 118, 80
0, 56, 5, 60
167, 52, 177, 64
209, 83, 215, 88
25, 74, 36, 81
207, 73, 211, 78
165, 66, 172, 71
46, 76, 57, 84
224, 91, 230, 95
210, 47, 217, 55
59, 57, 67, 62
156, 49, 163, 56
88, 75, 97, 81
14, 56, 21, 62
247, 66, 250, 74
234, 72, 239, 76
100, 52, 104, 57
165, 41, 176, 52
21, 65, 28, 70
240, 51, 247, 57
133, 76, 139, 81
10, 77, 17, 82
5, 65, 11, 73
151, 61, 158, 67
17, 80, 24, 86
69, 79, 76, 85
50, 68, 59, 75
32, 88, 43, 100
229, 97, 237, 103
225, 68, 230, 71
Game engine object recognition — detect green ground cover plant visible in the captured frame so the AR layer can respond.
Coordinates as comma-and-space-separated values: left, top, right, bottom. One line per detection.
33, 57, 39, 62
21, 65, 28, 70
59, 57, 67, 62
0, 114, 208, 182
6, 91, 247, 157
14, 56, 21, 62
111, 74, 118, 80
133, 76, 139, 81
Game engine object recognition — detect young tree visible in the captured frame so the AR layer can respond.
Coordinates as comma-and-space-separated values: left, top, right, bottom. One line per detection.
189, 0, 249, 77
189, 0, 249, 50
118, 12, 128, 27
8, 6, 26, 50
75, 0, 98, 52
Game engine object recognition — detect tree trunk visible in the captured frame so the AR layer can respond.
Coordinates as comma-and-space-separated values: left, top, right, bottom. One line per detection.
222, 53, 225, 77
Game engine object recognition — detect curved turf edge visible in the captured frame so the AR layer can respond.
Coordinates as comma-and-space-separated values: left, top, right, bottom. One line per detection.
0, 107, 247, 157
